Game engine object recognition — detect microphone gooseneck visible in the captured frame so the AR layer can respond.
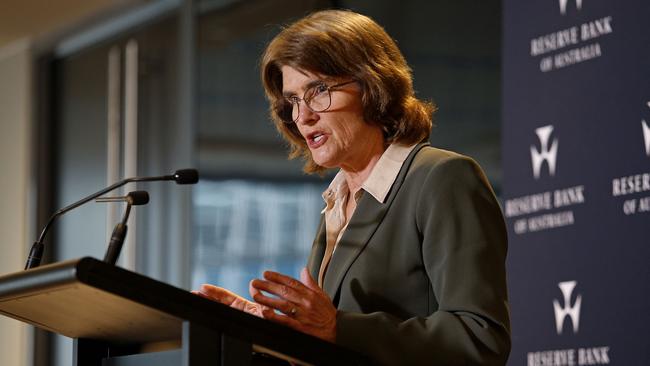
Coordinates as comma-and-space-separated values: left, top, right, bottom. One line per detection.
24, 169, 198, 270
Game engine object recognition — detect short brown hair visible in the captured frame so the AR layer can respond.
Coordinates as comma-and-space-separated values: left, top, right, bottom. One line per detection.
261, 9, 435, 174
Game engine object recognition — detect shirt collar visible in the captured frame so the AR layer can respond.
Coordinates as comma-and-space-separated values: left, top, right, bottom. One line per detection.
362, 143, 417, 203
321, 143, 417, 210
321, 170, 348, 213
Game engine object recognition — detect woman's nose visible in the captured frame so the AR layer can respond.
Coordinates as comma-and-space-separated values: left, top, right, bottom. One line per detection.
296, 101, 318, 125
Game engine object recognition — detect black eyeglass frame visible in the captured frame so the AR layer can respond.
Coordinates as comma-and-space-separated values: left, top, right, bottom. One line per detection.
280, 80, 357, 124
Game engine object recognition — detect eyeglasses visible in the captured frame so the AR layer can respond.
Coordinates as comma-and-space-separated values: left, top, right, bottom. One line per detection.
280, 80, 357, 124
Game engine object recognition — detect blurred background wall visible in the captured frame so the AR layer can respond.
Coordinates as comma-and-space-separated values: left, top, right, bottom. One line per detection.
0, 3, 145, 365
0, 38, 32, 366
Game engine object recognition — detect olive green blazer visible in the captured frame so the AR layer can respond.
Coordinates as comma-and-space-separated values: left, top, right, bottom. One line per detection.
307, 144, 511, 365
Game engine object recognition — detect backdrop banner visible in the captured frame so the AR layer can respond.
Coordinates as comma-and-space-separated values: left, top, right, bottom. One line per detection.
502, 1, 650, 365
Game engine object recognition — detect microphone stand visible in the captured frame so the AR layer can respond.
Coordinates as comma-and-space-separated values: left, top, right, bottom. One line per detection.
97, 191, 149, 265
103, 204, 132, 266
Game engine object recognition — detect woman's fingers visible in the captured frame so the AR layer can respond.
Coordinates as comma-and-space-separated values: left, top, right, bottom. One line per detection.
247, 271, 337, 343
249, 280, 262, 299
300, 267, 319, 291
251, 277, 305, 305
261, 308, 302, 329
197, 284, 238, 305
194, 272, 336, 343
193, 290, 217, 300
200, 285, 268, 317
195, 272, 336, 343
252, 291, 295, 315
263, 271, 309, 293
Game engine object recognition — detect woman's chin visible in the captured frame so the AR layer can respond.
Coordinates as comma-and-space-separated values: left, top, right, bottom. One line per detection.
310, 151, 331, 167
314, 161, 336, 169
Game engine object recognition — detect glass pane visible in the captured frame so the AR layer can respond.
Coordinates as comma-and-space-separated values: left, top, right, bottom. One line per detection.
192, 180, 325, 298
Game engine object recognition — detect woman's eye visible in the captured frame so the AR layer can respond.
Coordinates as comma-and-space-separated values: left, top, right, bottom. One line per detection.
314, 84, 328, 95
306, 84, 327, 101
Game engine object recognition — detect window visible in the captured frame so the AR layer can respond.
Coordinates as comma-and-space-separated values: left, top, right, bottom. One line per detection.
192, 180, 325, 297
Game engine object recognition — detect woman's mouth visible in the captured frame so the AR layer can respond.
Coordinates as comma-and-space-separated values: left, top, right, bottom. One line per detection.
307, 132, 328, 149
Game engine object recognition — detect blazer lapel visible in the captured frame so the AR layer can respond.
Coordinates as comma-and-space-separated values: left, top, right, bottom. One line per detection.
306, 215, 326, 281
322, 143, 429, 299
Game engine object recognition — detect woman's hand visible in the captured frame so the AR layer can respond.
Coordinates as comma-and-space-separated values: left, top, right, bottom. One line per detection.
250, 267, 337, 343
192, 284, 268, 318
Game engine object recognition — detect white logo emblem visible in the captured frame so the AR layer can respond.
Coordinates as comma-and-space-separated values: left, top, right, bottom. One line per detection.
641, 102, 650, 156
553, 281, 582, 334
642, 120, 650, 157
531, 125, 559, 179
559, 0, 583, 14
641, 120, 650, 156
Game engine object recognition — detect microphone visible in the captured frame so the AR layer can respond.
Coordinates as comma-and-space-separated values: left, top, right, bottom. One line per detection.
172, 169, 199, 185
24, 169, 199, 270
97, 191, 149, 265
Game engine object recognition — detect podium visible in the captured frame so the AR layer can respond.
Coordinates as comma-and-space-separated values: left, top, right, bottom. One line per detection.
0, 257, 368, 365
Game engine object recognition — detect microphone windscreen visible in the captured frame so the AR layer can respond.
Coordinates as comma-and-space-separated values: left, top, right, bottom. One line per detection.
127, 191, 150, 205
173, 169, 199, 184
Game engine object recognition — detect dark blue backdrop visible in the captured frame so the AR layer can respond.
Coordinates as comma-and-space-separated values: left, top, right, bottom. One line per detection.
503, 1, 650, 365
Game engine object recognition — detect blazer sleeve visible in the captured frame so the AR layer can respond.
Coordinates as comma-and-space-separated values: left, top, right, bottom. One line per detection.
335, 155, 511, 365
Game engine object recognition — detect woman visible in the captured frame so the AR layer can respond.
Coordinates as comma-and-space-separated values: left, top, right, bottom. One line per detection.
196, 10, 511, 365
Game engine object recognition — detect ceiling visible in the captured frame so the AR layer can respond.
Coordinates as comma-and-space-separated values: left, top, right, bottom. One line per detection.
0, 0, 137, 48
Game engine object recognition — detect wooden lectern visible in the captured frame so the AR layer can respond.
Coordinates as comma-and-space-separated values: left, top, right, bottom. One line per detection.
0, 257, 368, 365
